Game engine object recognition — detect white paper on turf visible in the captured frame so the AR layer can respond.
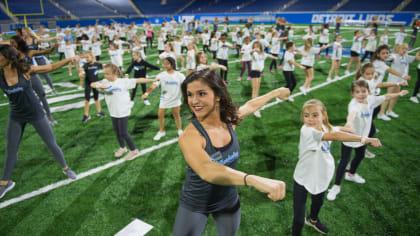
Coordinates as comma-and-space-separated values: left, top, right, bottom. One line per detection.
114, 219, 153, 236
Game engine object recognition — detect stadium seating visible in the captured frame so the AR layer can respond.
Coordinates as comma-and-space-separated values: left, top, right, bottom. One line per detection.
96, 0, 139, 17
4, 0, 67, 20
285, 0, 341, 12
237, 0, 290, 12
55, 0, 118, 18
132, 0, 191, 15
337, 0, 401, 11
401, 0, 420, 12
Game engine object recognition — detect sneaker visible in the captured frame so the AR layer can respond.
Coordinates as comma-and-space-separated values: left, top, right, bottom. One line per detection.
410, 96, 419, 103
278, 65, 283, 69
97, 112, 106, 117
153, 131, 166, 141
156, 60, 160, 64
299, 86, 307, 95
327, 185, 340, 201
82, 115, 91, 123
69, 73, 72, 77
0, 181, 15, 199
317, 55, 321, 59
114, 147, 127, 157
254, 110, 261, 118
345, 172, 365, 184
224, 81, 231, 86
261, 72, 264, 76
326, 77, 332, 82
77, 85, 83, 90
63, 168, 77, 180
305, 216, 329, 234
365, 150, 375, 158
124, 149, 140, 161
269, 70, 273, 73
376, 128, 380, 133
177, 130, 183, 136
378, 114, 391, 121
288, 97, 295, 102
129, 101, 134, 108
48, 117, 58, 126
237, 77, 242, 81
386, 111, 399, 118
345, 70, 350, 75
247, 76, 251, 80
144, 99, 151, 106
334, 76, 340, 80
326, 55, 330, 60
417, 93, 420, 98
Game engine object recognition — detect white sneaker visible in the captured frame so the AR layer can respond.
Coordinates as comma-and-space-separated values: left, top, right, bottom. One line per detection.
178, 129, 183, 136
153, 131, 166, 141
69, 73, 72, 77
365, 150, 375, 159
129, 101, 134, 108
345, 172, 366, 184
417, 93, 420, 98
376, 128, 380, 133
386, 111, 399, 118
327, 186, 341, 201
156, 60, 160, 64
377, 114, 391, 121
346, 162, 351, 171
144, 99, 151, 106
334, 76, 340, 80
254, 110, 261, 118
299, 86, 307, 95
77, 85, 83, 90
114, 147, 127, 157
410, 96, 419, 103
345, 70, 350, 75
326, 77, 332, 82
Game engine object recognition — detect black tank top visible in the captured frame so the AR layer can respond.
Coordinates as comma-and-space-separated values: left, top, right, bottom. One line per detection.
28, 38, 38, 50
0, 70, 45, 121
179, 118, 240, 213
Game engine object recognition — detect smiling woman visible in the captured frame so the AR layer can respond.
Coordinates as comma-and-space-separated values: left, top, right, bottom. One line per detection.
172, 68, 290, 235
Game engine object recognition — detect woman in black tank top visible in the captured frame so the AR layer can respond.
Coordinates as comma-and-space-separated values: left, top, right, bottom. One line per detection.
172, 69, 290, 235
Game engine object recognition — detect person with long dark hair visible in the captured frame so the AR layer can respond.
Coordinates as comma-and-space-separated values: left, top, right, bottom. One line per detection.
0, 45, 78, 199
172, 69, 290, 235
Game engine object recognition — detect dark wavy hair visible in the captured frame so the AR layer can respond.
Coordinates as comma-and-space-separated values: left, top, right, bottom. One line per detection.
0, 45, 31, 73
181, 68, 241, 125
371, 44, 389, 62
11, 35, 29, 54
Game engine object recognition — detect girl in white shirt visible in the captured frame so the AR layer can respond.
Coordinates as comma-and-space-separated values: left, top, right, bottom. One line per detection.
209, 33, 218, 63
379, 29, 389, 46
239, 37, 252, 81
108, 42, 126, 71
361, 30, 378, 63
345, 30, 365, 75
283, 41, 306, 100
91, 36, 103, 61
269, 31, 287, 73
158, 42, 178, 70
293, 99, 381, 235
63, 40, 80, 81
327, 35, 343, 81
327, 80, 408, 201
249, 42, 278, 118
379, 43, 420, 118
317, 23, 330, 59
142, 57, 186, 141
370, 45, 411, 121
299, 38, 330, 95
186, 42, 198, 76
216, 33, 235, 84
195, 52, 227, 72
91, 64, 157, 160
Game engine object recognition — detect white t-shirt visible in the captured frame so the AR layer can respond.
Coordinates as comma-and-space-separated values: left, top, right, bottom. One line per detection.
395, 32, 407, 45
154, 71, 185, 108
294, 125, 336, 195
251, 52, 267, 72
157, 37, 165, 50
319, 28, 329, 43
202, 33, 210, 45
302, 34, 317, 41
173, 41, 182, 56
271, 37, 281, 54
57, 40, 65, 53
91, 42, 102, 56
365, 36, 377, 52
332, 42, 342, 60
299, 47, 321, 67
241, 43, 252, 61
64, 44, 76, 58
186, 50, 196, 69
210, 38, 218, 51
216, 41, 232, 60
373, 60, 389, 83
388, 53, 415, 83
359, 77, 380, 95
159, 51, 176, 61
81, 39, 91, 52
379, 35, 389, 46
99, 78, 137, 118
109, 49, 124, 67
283, 51, 295, 71
351, 36, 364, 53
343, 95, 386, 148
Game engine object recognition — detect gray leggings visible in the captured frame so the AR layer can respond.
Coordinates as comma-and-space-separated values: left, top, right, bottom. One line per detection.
111, 117, 136, 151
172, 203, 241, 236
31, 74, 51, 117
2, 116, 67, 181
34, 57, 55, 91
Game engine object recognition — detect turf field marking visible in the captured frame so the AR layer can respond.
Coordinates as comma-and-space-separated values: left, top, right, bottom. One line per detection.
51, 95, 104, 113
0, 138, 179, 209
341, 63, 348, 66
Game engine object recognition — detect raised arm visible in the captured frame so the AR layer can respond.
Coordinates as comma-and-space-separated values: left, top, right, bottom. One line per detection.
386, 68, 411, 80
30, 57, 77, 74
29, 43, 58, 57
384, 90, 409, 101
141, 82, 159, 100
322, 131, 381, 147
134, 78, 159, 84
179, 127, 286, 202
237, 87, 290, 119
289, 59, 306, 70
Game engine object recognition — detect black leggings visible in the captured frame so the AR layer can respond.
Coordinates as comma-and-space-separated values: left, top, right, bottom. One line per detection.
283, 71, 297, 92
130, 83, 147, 101
59, 52, 64, 61
292, 181, 325, 236
85, 82, 99, 101
34, 57, 55, 92
318, 43, 329, 56
270, 53, 278, 70
203, 45, 210, 53
111, 117, 136, 151
368, 106, 381, 137
413, 68, 420, 96
334, 143, 367, 185
361, 51, 374, 62
173, 201, 241, 236
218, 59, 228, 82
2, 116, 67, 181
147, 37, 153, 49
31, 74, 52, 117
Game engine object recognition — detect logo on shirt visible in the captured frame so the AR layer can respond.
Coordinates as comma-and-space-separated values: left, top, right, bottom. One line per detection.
4, 87, 24, 94
321, 142, 330, 153
210, 151, 239, 165
165, 81, 179, 86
